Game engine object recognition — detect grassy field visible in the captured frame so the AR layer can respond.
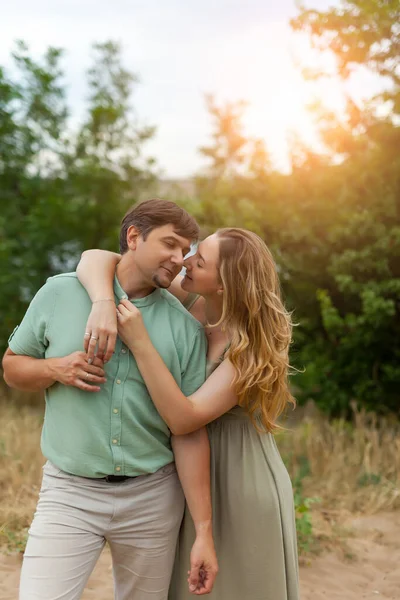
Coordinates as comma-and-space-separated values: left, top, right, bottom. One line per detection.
278, 405, 400, 556
1, 392, 399, 555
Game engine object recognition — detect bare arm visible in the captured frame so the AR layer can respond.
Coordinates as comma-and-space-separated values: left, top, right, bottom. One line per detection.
172, 431, 218, 594
117, 300, 237, 435
77, 249, 188, 303
2, 348, 60, 392
134, 349, 236, 434
76, 252, 192, 363
76, 250, 121, 362
2, 348, 106, 393
76, 249, 121, 301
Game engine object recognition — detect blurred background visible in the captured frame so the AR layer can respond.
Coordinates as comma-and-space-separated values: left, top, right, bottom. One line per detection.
0, 0, 399, 595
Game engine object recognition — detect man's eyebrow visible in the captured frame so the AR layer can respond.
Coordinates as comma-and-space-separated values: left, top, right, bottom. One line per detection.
162, 236, 191, 254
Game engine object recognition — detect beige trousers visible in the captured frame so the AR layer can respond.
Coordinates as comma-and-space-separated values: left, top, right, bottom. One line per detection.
20, 461, 185, 600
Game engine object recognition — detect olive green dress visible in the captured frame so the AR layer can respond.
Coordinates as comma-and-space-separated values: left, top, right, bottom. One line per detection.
169, 294, 300, 600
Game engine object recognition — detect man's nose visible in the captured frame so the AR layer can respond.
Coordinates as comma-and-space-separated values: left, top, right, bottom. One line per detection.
171, 250, 185, 267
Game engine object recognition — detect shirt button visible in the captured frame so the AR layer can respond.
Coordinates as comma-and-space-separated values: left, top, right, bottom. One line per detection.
116, 379, 121, 384
115, 466, 121, 472
121, 349, 127, 354
113, 409, 119, 414
112, 439, 118, 444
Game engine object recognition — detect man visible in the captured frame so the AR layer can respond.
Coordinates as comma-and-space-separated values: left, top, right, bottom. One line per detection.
2, 199, 218, 599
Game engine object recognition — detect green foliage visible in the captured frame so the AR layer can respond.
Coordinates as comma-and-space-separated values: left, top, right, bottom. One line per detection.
1, 0, 399, 419
294, 485, 320, 555
0, 525, 28, 554
291, 0, 400, 114
0, 41, 156, 351
190, 0, 400, 417
287, 137, 400, 415
287, 0, 400, 416
288, 455, 320, 554
194, 94, 400, 416
357, 472, 381, 487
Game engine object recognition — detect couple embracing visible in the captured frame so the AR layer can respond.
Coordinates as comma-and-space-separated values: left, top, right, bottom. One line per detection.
3, 198, 299, 599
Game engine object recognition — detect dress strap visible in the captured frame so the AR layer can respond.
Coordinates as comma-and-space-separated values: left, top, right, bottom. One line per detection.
219, 343, 231, 363
181, 292, 200, 311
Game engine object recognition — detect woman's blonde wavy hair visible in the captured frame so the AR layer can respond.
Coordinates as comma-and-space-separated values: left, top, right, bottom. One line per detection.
215, 228, 295, 432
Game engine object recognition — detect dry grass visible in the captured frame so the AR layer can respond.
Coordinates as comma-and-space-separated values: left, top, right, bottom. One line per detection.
278, 407, 400, 514
0, 395, 44, 551
1, 393, 400, 554
277, 405, 400, 556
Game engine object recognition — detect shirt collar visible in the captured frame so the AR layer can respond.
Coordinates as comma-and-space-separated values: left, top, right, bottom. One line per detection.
113, 275, 162, 307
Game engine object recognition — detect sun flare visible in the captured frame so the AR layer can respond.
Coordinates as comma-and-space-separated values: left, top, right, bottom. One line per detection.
217, 22, 350, 170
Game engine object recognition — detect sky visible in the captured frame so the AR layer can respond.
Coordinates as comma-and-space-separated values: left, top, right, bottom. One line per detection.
0, 0, 382, 177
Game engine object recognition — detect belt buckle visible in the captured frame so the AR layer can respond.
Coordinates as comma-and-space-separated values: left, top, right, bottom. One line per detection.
105, 474, 126, 483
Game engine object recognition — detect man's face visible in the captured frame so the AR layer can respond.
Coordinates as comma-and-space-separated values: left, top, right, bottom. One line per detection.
131, 224, 192, 288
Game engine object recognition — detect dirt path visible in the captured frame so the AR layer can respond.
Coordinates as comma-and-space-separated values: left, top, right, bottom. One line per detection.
1, 512, 399, 599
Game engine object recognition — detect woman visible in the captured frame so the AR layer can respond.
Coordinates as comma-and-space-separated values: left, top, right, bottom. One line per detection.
76, 228, 300, 599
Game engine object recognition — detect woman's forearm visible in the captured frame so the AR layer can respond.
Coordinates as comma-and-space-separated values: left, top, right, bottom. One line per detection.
172, 431, 212, 535
76, 250, 120, 301
118, 302, 237, 434
172, 432, 218, 593
130, 340, 199, 434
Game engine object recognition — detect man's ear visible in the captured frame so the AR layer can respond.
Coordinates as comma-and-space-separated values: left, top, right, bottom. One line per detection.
126, 225, 141, 251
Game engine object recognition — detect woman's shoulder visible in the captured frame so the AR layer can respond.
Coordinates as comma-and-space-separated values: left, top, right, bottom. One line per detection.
159, 289, 201, 325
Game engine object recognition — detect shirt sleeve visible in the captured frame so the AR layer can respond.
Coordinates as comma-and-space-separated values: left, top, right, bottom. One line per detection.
8, 279, 57, 358
181, 327, 207, 397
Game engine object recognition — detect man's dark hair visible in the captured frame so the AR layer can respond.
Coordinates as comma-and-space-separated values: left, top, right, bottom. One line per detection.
119, 198, 199, 253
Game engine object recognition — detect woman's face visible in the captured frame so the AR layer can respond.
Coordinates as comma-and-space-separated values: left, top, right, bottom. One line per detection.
181, 234, 222, 297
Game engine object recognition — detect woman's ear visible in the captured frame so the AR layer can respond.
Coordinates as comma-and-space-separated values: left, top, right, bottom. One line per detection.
126, 225, 140, 251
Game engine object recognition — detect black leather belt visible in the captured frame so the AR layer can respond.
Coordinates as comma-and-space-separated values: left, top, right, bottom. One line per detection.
95, 475, 137, 483
105, 475, 136, 483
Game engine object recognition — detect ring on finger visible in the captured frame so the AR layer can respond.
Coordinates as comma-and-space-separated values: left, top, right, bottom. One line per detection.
85, 372, 90, 381
90, 336, 99, 341
84, 332, 91, 338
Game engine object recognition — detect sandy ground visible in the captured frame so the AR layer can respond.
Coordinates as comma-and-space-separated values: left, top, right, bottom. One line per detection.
1, 512, 399, 600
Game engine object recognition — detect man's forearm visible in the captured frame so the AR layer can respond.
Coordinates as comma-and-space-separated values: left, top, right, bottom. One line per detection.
172, 428, 212, 535
2, 354, 59, 392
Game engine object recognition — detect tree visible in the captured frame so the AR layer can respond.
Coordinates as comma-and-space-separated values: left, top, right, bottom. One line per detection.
0, 41, 156, 352
62, 42, 157, 251
0, 42, 69, 349
190, 0, 400, 416
193, 95, 273, 235
291, 0, 400, 114
286, 0, 400, 414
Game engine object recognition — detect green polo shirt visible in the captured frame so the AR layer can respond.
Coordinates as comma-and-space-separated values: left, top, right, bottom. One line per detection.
8, 273, 207, 478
